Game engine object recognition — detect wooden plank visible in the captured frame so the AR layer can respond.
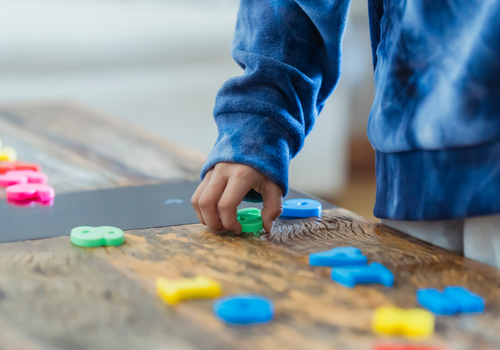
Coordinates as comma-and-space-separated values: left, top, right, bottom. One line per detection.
0, 209, 499, 350
0, 103, 205, 195
0, 104, 499, 350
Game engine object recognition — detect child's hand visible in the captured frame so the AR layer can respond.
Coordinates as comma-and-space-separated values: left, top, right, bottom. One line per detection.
191, 162, 283, 235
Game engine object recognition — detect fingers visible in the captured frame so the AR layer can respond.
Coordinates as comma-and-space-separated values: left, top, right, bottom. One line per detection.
192, 163, 282, 235
198, 174, 228, 231
191, 170, 213, 225
218, 177, 256, 235
260, 183, 283, 232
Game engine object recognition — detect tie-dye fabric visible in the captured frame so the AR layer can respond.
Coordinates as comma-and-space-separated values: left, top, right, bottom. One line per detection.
370, 0, 500, 152
202, 0, 500, 220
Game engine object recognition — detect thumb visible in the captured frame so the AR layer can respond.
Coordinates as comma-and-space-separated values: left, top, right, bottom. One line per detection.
260, 181, 283, 232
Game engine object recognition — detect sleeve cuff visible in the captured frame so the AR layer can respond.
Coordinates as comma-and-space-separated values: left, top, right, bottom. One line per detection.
201, 113, 293, 202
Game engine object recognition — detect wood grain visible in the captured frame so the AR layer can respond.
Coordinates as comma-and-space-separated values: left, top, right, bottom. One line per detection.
0, 104, 499, 350
0, 103, 204, 196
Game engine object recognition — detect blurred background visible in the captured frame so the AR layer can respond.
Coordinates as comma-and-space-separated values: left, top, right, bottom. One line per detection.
0, 0, 376, 219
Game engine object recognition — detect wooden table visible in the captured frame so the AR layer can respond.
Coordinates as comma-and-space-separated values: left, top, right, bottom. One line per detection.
0, 104, 499, 350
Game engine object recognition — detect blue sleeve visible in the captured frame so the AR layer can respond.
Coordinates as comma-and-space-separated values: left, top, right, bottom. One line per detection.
201, 0, 351, 201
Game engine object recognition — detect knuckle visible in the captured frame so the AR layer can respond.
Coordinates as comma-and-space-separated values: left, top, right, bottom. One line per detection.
198, 197, 212, 209
234, 167, 253, 179
214, 162, 230, 175
274, 207, 284, 215
266, 207, 283, 218
218, 199, 234, 212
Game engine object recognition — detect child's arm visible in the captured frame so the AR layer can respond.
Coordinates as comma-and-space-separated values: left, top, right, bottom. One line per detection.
192, 0, 351, 234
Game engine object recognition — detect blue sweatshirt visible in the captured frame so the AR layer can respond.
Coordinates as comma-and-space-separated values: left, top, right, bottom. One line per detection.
202, 0, 500, 221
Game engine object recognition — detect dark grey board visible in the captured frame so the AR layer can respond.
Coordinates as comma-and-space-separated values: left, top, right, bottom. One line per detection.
0, 181, 336, 244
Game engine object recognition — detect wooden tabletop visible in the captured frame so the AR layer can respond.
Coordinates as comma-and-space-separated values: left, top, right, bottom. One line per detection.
0, 104, 499, 350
